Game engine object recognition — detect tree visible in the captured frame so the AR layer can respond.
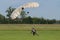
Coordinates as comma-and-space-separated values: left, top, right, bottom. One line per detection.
32, 17, 40, 24
20, 11, 26, 19
6, 7, 16, 23
0, 14, 5, 20
0, 14, 5, 23
20, 8, 29, 23
22, 16, 33, 24
20, 8, 28, 19
6, 7, 15, 19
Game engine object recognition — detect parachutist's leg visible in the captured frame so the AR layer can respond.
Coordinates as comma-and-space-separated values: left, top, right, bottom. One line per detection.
33, 32, 35, 36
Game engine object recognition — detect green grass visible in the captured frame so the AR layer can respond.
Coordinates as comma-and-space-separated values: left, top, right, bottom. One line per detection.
0, 24, 60, 40
0, 24, 60, 30
0, 30, 60, 40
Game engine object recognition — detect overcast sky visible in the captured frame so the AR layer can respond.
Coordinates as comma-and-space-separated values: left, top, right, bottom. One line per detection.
0, 0, 60, 20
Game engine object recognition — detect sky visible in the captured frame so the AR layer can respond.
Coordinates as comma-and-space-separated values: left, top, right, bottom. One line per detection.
0, 0, 60, 20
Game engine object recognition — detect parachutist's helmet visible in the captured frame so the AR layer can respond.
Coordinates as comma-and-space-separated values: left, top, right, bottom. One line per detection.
22, 7, 24, 10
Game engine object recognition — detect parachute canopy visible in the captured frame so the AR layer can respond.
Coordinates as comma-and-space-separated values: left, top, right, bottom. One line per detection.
10, 2, 39, 19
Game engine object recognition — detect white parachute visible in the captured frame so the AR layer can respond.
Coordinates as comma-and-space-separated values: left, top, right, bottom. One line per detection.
10, 2, 39, 19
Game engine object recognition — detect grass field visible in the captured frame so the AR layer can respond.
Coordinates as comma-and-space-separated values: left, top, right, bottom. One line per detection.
0, 24, 60, 30
0, 31, 60, 40
0, 24, 60, 40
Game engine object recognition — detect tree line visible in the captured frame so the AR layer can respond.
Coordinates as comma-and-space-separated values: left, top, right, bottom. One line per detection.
0, 7, 60, 24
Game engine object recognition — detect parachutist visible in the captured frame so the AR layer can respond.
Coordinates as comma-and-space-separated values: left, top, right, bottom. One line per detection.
32, 28, 36, 36
31, 28, 39, 36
